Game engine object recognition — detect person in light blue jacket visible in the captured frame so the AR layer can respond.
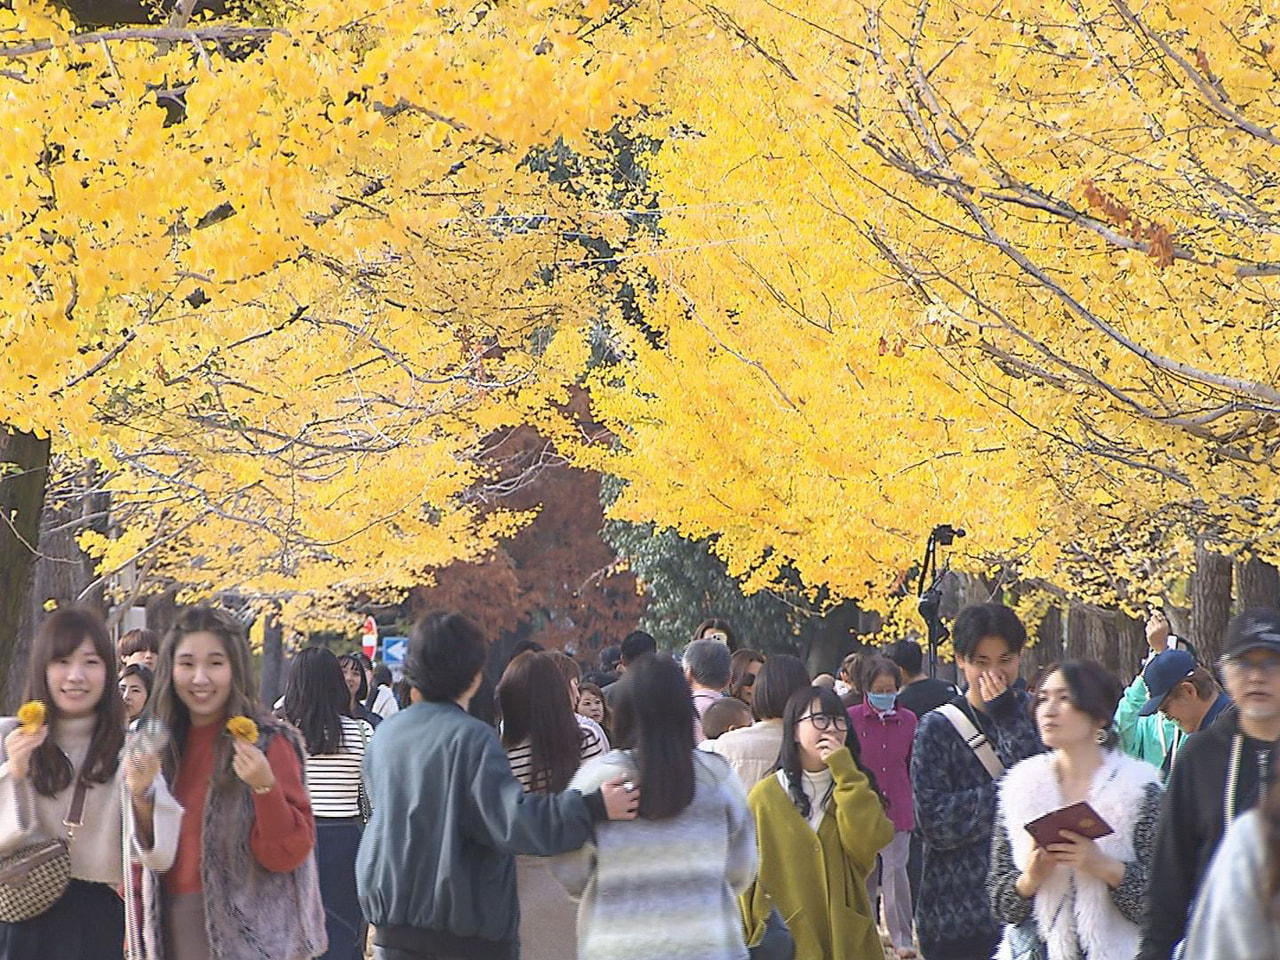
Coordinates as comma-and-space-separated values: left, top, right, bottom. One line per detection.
1114, 609, 1196, 775
1182, 792, 1280, 960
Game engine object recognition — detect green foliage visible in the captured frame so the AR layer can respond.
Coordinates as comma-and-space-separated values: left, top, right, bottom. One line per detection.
602, 517, 803, 655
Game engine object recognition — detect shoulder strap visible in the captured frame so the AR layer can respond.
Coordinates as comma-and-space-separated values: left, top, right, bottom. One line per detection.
938, 703, 1005, 781
64, 778, 89, 838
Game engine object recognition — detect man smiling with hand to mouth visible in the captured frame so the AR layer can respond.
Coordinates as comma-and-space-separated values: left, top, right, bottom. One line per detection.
1138, 608, 1280, 960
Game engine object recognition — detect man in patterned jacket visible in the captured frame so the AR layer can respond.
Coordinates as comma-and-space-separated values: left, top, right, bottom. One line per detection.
911, 603, 1043, 960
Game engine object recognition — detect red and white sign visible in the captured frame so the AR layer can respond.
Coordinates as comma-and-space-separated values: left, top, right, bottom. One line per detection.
360, 616, 378, 660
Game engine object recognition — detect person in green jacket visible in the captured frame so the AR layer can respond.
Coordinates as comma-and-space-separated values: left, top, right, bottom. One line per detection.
741, 685, 894, 960
1114, 608, 1193, 773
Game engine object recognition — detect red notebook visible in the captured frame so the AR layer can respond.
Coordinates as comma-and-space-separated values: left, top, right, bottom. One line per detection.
1024, 802, 1114, 848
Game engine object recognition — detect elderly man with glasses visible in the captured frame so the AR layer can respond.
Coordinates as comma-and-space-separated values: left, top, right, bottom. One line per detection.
1137, 608, 1280, 960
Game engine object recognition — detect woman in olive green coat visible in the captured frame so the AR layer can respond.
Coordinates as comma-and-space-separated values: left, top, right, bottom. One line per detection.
741, 686, 894, 960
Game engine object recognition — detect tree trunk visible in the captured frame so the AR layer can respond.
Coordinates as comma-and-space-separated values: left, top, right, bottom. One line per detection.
1193, 541, 1234, 663
258, 605, 285, 707
0, 429, 51, 710
13, 473, 108, 710
1021, 602, 1063, 683
1115, 612, 1146, 680
1084, 610, 1122, 675
146, 586, 182, 640
1236, 556, 1280, 612
1066, 603, 1087, 661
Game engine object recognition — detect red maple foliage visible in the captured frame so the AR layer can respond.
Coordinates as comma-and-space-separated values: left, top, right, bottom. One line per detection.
407, 399, 646, 665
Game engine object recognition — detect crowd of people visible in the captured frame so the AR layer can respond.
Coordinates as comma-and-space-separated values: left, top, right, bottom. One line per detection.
2, 600, 1280, 960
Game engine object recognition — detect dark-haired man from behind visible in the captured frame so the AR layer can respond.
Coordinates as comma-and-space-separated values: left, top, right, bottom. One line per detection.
358, 612, 640, 960
911, 604, 1041, 960
888, 638, 959, 909
887, 639, 958, 720
603, 630, 657, 709
1137, 608, 1280, 960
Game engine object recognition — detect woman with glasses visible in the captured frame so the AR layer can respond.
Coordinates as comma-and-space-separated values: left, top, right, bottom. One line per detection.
741, 685, 893, 960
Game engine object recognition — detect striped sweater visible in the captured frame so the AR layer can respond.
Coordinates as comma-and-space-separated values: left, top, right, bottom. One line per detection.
304, 715, 373, 818
551, 749, 757, 960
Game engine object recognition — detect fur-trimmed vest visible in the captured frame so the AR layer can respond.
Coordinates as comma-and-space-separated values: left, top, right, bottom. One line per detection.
142, 722, 327, 960
997, 750, 1159, 960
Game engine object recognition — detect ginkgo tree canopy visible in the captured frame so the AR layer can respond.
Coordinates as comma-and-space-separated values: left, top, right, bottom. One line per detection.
572, 0, 1280, 622
1, 0, 665, 624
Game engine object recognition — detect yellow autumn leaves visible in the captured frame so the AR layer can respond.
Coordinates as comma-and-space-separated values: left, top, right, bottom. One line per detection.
0, 0, 666, 622
5, 0, 1278, 631
574, 0, 1280, 619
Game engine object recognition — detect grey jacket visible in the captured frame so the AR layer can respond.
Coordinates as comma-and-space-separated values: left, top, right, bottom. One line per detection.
1182, 810, 1280, 960
356, 700, 599, 949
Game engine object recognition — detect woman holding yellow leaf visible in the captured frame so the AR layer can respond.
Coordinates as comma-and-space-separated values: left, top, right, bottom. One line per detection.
148, 605, 326, 960
0, 608, 182, 960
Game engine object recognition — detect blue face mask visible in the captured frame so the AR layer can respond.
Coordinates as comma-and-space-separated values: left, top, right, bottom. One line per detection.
867, 692, 898, 713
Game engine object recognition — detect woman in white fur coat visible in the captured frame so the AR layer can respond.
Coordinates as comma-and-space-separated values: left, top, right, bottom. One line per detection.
987, 660, 1163, 960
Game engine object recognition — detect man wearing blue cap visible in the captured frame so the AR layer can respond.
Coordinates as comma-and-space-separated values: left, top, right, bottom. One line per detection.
1136, 648, 1231, 776
1137, 608, 1280, 960
1115, 609, 1200, 772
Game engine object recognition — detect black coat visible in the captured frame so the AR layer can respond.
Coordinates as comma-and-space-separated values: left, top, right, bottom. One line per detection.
1137, 706, 1278, 960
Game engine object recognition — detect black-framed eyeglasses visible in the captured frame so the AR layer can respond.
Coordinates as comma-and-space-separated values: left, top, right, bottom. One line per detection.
798, 712, 847, 732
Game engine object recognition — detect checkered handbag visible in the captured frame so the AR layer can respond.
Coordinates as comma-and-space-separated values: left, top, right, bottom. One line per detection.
0, 779, 88, 923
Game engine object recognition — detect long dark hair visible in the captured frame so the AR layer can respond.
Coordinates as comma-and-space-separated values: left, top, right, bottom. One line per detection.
337, 653, 369, 708
613, 654, 696, 820
694, 617, 738, 653
778, 685, 885, 819
728, 649, 765, 702
282, 647, 351, 756
26, 608, 125, 797
497, 652, 583, 794
152, 606, 268, 792
752, 654, 810, 721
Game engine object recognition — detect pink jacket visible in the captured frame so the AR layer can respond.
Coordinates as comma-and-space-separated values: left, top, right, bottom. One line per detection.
848, 701, 917, 832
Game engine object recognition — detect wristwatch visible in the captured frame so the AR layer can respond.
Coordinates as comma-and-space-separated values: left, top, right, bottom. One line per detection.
251, 783, 274, 796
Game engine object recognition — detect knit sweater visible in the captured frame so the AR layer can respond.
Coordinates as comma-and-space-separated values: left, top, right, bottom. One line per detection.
552, 749, 756, 960
1181, 810, 1280, 960
911, 692, 1042, 958
742, 748, 894, 960
0, 715, 182, 883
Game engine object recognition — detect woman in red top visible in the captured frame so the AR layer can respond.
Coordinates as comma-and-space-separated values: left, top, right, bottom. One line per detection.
847, 657, 918, 959
148, 606, 326, 960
